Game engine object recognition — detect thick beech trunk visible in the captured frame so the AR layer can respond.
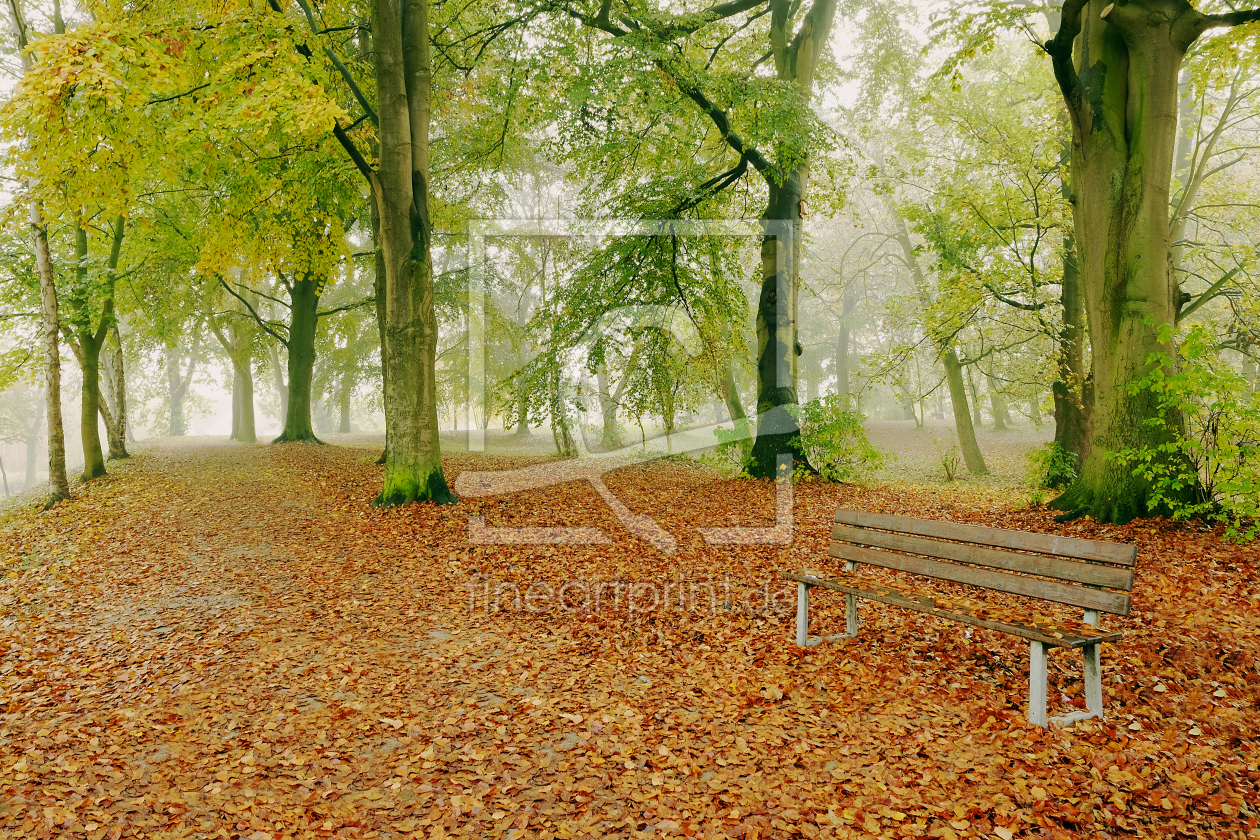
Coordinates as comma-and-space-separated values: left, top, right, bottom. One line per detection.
275, 276, 321, 443
749, 174, 805, 477
1052, 233, 1092, 465
371, 0, 453, 505
1043, 0, 1258, 521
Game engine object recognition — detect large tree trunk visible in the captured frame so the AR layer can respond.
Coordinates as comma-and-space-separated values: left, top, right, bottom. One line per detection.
1052, 232, 1092, 465
371, 0, 453, 505
745, 0, 838, 478
748, 174, 805, 477
275, 275, 321, 443
1044, 0, 1254, 521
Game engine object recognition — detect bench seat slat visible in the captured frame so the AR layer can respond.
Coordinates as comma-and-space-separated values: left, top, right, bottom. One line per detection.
827, 541, 1132, 616
832, 524, 1134, 590
783, 571, 1122, 649
834, 509, 1137, 567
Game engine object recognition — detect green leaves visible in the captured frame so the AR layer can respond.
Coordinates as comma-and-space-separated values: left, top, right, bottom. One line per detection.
1112, 323, 1260, 542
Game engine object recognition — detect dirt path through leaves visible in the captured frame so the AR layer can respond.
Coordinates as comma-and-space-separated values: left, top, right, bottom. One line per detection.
1, 440, 1257, 839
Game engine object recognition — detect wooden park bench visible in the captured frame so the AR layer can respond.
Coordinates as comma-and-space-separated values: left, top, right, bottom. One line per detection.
785, 509, 1137, 727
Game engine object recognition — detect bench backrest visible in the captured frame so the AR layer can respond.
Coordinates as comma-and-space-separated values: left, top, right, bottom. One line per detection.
829, 509, 1137, 616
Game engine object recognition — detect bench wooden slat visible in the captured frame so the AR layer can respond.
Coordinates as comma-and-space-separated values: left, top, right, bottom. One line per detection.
783, 572, 1121, 649
827, 541, 1132, 616
834, 509, 1137, 566
832, 523, 1134, 590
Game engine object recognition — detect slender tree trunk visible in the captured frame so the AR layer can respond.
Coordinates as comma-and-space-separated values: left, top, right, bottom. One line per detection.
78, 346, 106, 480
965, 368, 983, 429
268, 343, 289, 422
338, 376, 352, 433
987, 372, 1012, 430
596, 364, 620, 449
11, 0, 67, 502
166, 346, 185, 437
71, 217, 122, 481
1, 455, 9, 497
100, 322, 129, 459
943, 350, 988, 475
372, 0, 453, 505
31, 202, 69, 501
275, 276, 321, 443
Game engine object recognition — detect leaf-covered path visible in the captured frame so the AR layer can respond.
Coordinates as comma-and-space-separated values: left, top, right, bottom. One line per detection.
1, 440, 1258, 839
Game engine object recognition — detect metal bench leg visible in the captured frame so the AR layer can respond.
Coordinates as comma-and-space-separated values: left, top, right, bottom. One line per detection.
1083, 642, 1103, 718
1029, 641, 1048, 728
796, 581, 810, 648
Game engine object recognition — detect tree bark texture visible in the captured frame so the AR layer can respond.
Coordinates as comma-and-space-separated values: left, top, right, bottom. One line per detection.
372, 0, 454, 505
275, 275, 321, 443
31, 202, 69, 501
100, 322, 130, 459
1044, 0, 1258, 521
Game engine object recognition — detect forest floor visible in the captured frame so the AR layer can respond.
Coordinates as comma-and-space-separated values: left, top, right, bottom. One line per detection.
1, 436, 1257, 839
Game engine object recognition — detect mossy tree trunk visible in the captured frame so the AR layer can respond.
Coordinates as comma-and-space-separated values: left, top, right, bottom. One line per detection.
1045, 0, 1260, 522
274, 274, 321, 443
66, 216, 124, 481
1052, 232, 1092, 466
368, 0, 453, 505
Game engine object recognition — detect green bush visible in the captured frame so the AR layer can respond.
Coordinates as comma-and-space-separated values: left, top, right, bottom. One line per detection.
791, 394, 888, 483
1111, 324, 1260, 542
1026, 441, 1079, 490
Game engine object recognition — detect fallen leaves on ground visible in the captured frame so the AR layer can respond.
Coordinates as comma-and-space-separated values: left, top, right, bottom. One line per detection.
1, 439, 1258, 839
